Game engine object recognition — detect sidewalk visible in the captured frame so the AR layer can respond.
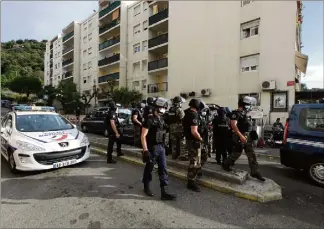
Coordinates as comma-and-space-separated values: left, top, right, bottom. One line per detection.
88, 136, 282, 203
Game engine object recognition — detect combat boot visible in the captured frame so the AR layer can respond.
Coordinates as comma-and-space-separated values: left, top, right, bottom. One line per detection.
187, 180, 201, 192
160, 186, 176, 201
222, 161, 233, 172
143, 183, 154, 197
250, 172, 266, 182
107, 158, 117, 164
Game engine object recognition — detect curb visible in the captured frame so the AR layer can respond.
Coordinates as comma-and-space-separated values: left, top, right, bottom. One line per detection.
91, 147, 282, 203
255, 152, 280, 160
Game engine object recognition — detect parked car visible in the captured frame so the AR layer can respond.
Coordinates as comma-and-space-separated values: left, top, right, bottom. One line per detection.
280, 103, 324, 187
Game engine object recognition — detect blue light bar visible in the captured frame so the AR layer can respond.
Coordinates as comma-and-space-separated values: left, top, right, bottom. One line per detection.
13, 105, 55, 112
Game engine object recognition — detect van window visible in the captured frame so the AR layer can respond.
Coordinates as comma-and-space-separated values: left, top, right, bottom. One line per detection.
299, 108, 324, 132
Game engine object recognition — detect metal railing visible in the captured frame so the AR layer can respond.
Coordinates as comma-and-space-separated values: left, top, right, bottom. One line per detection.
148, 33, 168, 48
99, 1, 121, 18
98, 53, 120, 66
147, 82, 168, 93
63, 31, 74, 42
62, 58, 73, 66
148, 58, 168, 71
98, 72, 120, 83
99, 18, 120, 35
64, 71, 73, 79
149, 8, 168, 26
63, 46, 74, 54
99, 36, 120, 50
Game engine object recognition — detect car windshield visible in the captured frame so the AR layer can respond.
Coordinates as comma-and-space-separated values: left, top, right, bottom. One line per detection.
16, 114, 74, 132
118, 109, 131, 119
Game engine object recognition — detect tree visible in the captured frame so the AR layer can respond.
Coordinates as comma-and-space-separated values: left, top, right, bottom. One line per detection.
37, 85, 57, 106
56, 80, 83, 113
8, 76, 42, 98
111, 87, 143, 107
300, 83, 308, 91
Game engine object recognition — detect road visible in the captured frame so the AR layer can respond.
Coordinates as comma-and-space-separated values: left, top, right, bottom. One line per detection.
2, 135, 324, 228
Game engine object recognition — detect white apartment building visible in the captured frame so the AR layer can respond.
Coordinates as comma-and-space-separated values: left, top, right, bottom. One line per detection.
44, 34, 62, 87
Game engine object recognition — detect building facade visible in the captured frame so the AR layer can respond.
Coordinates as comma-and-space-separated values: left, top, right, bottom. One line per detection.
44, 1, 307, 122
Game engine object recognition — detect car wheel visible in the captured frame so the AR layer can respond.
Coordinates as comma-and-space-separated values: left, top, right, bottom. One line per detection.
308, 161, 324, 187
104, 129, 109, 137
81, 125, 88, 133
8, 151, 18, 174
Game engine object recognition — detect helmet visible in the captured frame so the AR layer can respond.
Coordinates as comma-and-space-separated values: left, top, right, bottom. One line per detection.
137, 102, 145, 109
172, 96, 183, 104
242, 96, 257, 106
153, 97, 168, 114
199, 101, 209, 111
109, 101, 117, 110
189, 99, 201, 110
218, 107, 226, 117
147, 97, 155, 105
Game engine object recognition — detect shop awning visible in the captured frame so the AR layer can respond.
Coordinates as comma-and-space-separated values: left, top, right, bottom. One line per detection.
295, 51, 308, 74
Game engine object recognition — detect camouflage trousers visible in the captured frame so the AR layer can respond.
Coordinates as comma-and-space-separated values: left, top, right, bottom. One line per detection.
169, 124, 186, 159
186, 139, 208, 181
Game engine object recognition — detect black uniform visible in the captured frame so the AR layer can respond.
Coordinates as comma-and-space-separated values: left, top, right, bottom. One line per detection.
106, 110, 122, 162
142, 105, 154, 123
131, 108, 143, 146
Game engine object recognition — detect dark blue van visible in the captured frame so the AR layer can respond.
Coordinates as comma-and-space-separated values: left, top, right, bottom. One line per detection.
280, 103, 324, 187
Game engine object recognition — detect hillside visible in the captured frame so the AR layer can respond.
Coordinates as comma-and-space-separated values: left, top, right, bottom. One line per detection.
1, 39, 47, 88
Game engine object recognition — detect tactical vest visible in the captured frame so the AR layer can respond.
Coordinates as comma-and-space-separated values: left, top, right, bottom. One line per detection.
152, 117, 166, 144
167, 106, 182, 124
133, 108, 143, 123
236, 110, 252, 133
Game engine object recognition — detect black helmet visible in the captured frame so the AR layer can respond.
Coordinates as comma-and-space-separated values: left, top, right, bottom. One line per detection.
109, 101, 117, 110
218, 107, 226, 117
147, 97, 154, 105
189, 99, 201, 109
172, 96, 182, 104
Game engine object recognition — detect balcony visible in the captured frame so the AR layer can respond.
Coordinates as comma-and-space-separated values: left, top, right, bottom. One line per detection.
99, 18, 120, 35
63, 31, 74, 42
148, 58, 168, 71
98, 53, 120, 67
50, 54, 53, 59
149, 8, 168, 26
50, 63, 53, 69
147, 82, 168, 93
99, 1, 121, 19
62, 58, 73, 66
63, 46, 74, 54
99, 36, 120, 51
50, 45, 53, 50
149, 33, 168, 48
63, 71, 73, 79
98, 72, 120, 84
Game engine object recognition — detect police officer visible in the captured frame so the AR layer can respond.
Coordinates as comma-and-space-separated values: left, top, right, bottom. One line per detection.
222, 96, 265, 181
198, 103, 210, 170
183, 99, 206, 192
142, 97, 155, 123
131, 102, 145, 146
141, 97, 176, 201
106, 101, 124, 163
212, 107, 231, 165
167, 96, 186, 160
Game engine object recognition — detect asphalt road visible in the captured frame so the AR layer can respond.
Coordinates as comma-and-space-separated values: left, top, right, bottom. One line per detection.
2, 149, 324, 228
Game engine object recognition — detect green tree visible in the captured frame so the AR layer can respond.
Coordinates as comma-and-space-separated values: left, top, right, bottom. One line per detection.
111, 87, 143, 107
56, 80, 83, 113
8, 76, 42, 98
37, 85, 57, 106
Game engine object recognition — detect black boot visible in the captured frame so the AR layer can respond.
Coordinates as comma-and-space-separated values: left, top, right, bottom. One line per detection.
197, 170, 202, 178
161, 186, 176, 201
143, 183, 154, 197
251, 172, 266, 182
222, 161, 232, 172
187, 180, 201, 192
117, 152, 124, 157
107, 158, 117, 164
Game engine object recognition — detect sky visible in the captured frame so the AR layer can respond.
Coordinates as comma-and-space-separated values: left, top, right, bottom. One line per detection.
1, 1, 323, 89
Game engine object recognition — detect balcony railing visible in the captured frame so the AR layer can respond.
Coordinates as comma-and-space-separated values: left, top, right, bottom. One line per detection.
149, 8, 168, 26
99, 1, 121, 18
64, 71, 73, 78
148, 58, 168, 71
63, 31, 74, 42
50, 63, 53, 68
99, 18, 120, 35
147, 82, 168, 93
98, 53, 120, 66
148, 33, 168, 48
99, 36, 120, 50
50, 54, 53, 59
98, 72, 120, 84
63, 46, 74, 54
62, 58, 73, 66
50, 45, 53, 50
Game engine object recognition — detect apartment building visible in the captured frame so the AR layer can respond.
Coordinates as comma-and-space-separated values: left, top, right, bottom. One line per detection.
44, 34, 62, 87
80, 12, 99, 101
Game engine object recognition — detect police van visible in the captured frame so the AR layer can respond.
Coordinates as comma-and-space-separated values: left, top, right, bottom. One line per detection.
1, 106, 90, 173
280, 103, 324, 187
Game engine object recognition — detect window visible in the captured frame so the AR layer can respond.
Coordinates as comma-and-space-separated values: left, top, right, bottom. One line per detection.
88, 61, 92, 69
88, 33, 92, 41
83, 77, 87, 84
241, 0, 254, 6
143, 20, 148, 30
83, 36, 87, 44
88, 47, 92, 55
134, 5, 141, 16
299, 108, 324, 132
83, 63, 87, 70
240, 54, 259, 72
142, 40, 147, 51
84, 27, 87, 31
134, 43, 140, 53
142, 60, 147, 71
142, 80, 147, 89
133, 24, 140, 35
58, 62, 60, 68
55, 64, 57, 69
143, 2, 148, 11
133, 81, 140, 90
83, 50, 87, 56
133, 62, 140, 76
241, 19, 260, 39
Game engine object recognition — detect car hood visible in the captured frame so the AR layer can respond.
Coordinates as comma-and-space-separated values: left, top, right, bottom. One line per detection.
18, 128, 82, 143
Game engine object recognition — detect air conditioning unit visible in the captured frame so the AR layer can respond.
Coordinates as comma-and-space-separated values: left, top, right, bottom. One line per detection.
261, 80, 276, 90
180, 92, 189, 99
201, 88, 211, 96
188, 91, 196, 97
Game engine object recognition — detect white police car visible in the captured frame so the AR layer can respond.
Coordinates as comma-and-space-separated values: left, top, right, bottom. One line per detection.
0, 106, 90, 173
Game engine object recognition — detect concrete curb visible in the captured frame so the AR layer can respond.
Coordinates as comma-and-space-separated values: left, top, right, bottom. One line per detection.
256, 152, 280, 160
91, 147, 282, 203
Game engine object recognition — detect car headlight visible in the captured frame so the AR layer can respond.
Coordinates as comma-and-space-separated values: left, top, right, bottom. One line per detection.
16, 140, 45, 152
80, 135, 89, 146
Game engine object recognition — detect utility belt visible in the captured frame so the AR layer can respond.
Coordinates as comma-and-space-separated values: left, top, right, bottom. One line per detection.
232, 132, 254, 145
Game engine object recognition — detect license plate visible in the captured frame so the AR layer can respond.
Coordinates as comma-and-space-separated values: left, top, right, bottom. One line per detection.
53, 159, 77, 168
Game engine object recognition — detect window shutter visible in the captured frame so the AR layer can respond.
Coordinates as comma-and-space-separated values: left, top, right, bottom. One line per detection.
241, 20, 260, 30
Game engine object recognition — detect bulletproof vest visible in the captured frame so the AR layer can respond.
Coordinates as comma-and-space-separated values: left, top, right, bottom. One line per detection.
215, 116, 230, 134
167, 106, 182, 124
236, 110, 252, 133
143, 105, 153, 122
133, 108, 143, 123
152, 116, 166, 144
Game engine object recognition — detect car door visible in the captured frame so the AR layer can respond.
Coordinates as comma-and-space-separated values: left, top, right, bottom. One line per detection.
1, 114, 13, 160
84, 110, 98, 132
